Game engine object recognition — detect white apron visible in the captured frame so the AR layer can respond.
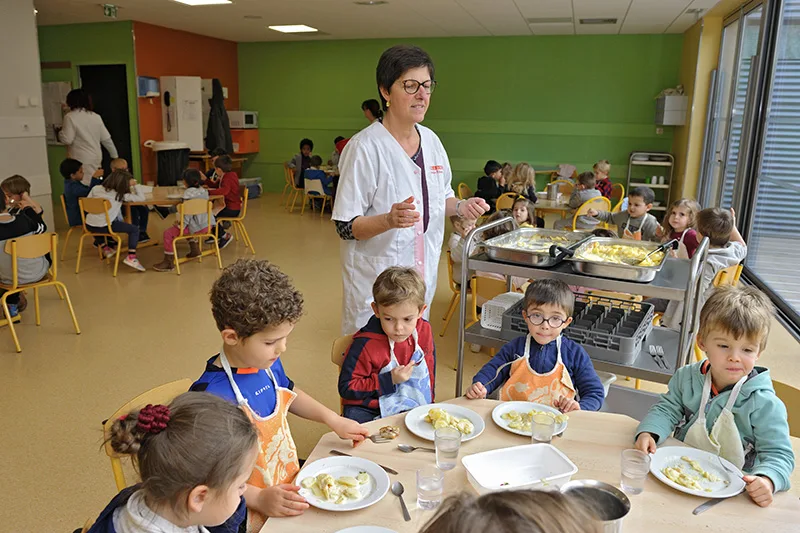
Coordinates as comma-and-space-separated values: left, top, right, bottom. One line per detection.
622, 215, 642, 240
683, 372, 748, 469
378, 330, 433, 417
332, 121, 455, 335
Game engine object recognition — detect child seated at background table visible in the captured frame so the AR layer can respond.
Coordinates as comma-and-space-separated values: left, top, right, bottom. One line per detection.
85, 392, 256, 533
555, 171, 601, 231
339, 267, 436, 423
466, 279, 604, 412
508, 162, 538, 200
153, 169, 231, 272
594, 159, 613, 199
109, 158, 151, 244
86, 170, 147, 272
207, 155, 240, 245
655, 198, 701, 259
2, 175, 46, 224
329, 136, 345, 173
203, 147, 228, 186
512, 195, 544, 228
587, 186, 659, 241
288, 138, 313, 188
474, 160, 507, 213
61, 158, 108, 250
191, 259, 368, 530
303, 155, 334, 196
635, 285, 794, 507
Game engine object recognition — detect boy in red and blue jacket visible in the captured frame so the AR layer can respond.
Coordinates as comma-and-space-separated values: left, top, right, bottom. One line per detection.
338, 267, 436, 423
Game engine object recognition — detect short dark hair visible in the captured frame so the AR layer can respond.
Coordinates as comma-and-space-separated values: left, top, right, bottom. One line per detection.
524, 279, 574, 317
376, 45, 435, 111
182, 168, 203, 188
334, 136, 345, 144
591, 228, 618, 238
484, 160, 502, 176
59, 158, 82, 179
577, 171, 596, 188
209, 147, 227, 158
629, 186, 655, 205
300, 138, 314, 151
361, 99, 383, 120
210, 259, 304, 339
310, 155, 323, 167
66, 88, 92, 111
215, 155, 233, 173
696, 207, 734, 247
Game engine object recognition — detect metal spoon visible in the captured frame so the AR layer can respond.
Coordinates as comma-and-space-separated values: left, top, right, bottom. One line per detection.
391, 481, 411, 521
397, 444, 436, 453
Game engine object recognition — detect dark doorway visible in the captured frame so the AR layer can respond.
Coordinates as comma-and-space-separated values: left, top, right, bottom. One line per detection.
78, 64, 133, 177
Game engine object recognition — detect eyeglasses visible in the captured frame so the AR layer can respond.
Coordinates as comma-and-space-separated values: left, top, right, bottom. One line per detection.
525, 312, 567, 328
400, 79, 437, 95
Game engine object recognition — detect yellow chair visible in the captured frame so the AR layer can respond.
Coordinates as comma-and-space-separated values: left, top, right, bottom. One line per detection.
174, 198, 222, 275
495, 192, 516, 211
610, 183, 625, 213
103, 379, 193, 491
59, 194, 80, 262
301, 176, 333, 218
457, 182, 473, 200
77, 197, 123, 277
440, 250, 465, 337
216, 187, 255, 255
285, 163, 305, 213
281, 162, 293, 205
565, 196, 610, 231
773, 380, 800, 438
552, 180, 574, 196
0, 233, 80, 352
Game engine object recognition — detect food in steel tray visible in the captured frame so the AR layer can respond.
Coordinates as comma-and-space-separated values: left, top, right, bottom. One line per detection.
496, 233, 573, 252
574, 242, 664, 267
379, 425, 401, 440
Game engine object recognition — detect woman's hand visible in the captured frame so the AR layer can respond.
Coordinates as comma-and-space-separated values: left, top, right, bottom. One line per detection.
385, 196, 420, 229
458, 197, 489, 221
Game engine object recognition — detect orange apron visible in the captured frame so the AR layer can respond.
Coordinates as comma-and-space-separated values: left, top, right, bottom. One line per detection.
499, 336, 576, 407
622, 215, 642, 240
220, 349, 300, 533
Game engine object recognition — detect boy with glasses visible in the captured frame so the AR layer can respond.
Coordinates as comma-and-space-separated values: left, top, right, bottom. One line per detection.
466, 279, 604, 412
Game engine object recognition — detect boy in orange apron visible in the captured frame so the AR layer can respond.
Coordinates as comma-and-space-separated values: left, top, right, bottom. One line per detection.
586, 186, 660, 242
192, 259, 370, 532
466, 279, 605, 412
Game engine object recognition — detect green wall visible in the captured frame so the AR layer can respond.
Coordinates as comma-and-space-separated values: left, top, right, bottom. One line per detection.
38, 21, 140, 202
239, 34, 683, 192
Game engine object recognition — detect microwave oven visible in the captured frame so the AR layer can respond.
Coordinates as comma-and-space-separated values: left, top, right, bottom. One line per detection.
229, 111, 258, 129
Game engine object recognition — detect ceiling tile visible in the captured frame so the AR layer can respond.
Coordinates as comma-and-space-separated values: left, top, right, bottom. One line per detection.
620, 23, 669, 34
529, 22, 575, 35
513, 0, 573, 19
573, 0, 631, 18
576, 22, 623, 35
455, 0, 532, 35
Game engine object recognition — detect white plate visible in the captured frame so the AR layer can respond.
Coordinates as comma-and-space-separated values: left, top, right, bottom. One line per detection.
336, 526, 397, 533
650, 446, 746, 498
491, 401, 568, 437
404, 404, 485, 442
295, 456, 390, 511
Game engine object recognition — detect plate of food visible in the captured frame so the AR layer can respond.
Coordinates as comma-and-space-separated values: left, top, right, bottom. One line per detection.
650, 446, 745, 498
296, 456, 390, 511
491, 401, 568, 437
404, 404, 485, 442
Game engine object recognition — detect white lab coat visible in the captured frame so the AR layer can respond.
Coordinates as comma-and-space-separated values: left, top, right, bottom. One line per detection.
59, 109, 118, 185
332, 121, 454, 335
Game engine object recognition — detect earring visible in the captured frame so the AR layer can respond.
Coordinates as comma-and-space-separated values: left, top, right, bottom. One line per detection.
386, 101, 391, 108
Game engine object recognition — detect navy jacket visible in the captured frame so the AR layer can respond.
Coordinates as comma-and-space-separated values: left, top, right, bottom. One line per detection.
87, 485, 246, 533
63, 178, 102, 227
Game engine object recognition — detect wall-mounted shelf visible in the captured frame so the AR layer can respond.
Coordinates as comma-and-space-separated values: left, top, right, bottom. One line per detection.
630, 160, 673, 167
630, 182, 670, 189
627, 152, 674, 222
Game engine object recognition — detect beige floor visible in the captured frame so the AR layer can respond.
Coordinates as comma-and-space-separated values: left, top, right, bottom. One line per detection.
1, 193, 797, 532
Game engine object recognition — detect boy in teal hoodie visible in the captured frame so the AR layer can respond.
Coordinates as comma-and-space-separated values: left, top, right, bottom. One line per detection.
635, 285, 794, 507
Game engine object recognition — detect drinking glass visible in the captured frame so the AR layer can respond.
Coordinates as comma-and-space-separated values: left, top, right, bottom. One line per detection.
620, 449, 651, 494
416, 465, 444, 510
531, 414, 555, 443
434, 427, 461, 471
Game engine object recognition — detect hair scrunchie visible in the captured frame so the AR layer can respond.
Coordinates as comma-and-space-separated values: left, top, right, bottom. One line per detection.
136, 404, 171, 434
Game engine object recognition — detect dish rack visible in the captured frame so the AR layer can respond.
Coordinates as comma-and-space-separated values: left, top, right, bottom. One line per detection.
481, 292, 524, 331
500, 293, 655, 365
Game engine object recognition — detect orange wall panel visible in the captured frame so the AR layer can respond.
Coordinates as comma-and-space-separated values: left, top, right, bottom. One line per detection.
133, 22, 238, 184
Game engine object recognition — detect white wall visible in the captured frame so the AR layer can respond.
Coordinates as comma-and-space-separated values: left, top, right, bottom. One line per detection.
0, 0, 53, 230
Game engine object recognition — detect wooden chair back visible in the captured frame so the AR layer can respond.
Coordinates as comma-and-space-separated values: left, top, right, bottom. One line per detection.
773, 380, 800, 437
331, 334, 354, 367
103, 379, 194, 491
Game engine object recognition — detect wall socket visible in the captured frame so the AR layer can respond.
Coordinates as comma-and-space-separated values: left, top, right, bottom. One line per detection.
655, 127, 664, 135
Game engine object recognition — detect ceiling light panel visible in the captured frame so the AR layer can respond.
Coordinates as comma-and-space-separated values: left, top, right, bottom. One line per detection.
513, 0, 573, 19
268, 24, 319, 33
573, 0, 631, 18
172, 0, 232, 5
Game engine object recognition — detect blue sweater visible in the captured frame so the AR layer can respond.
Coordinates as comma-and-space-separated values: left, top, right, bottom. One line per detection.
63, 178, 102, 227
87, 484, 246, 533
472, 335, 605, 411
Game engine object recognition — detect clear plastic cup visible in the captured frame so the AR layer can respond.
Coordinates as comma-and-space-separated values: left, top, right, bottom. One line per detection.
531, 414, 555, 443
416, 465, 444, 510
434, 427, 461, 471
620, 449, 651, 494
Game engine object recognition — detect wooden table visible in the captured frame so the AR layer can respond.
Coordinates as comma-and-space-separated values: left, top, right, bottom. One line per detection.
189, 153, 246, 176
535, 198, 571, 219
264, 398, 800, 533
122, 187, 224, 248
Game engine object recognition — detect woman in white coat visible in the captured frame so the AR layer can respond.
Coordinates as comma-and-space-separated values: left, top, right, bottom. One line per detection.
333, 45, 488, 335
59, 89, 118, 185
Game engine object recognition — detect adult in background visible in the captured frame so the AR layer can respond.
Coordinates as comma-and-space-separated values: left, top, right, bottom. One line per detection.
333, 45, 488, 335
59, 89, 118, 186
362, 99, 383, 124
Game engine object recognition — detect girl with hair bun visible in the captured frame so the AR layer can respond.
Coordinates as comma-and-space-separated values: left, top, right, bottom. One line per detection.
86, 392, 258, 533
